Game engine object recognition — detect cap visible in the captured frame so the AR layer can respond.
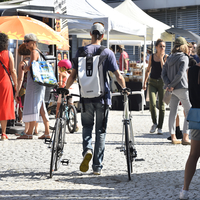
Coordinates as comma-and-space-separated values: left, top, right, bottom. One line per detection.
118, 45, 125, 50
58, 59, 72, 69
174, 37, 188, 46
90, 23, 105, 35
24, 33, 38, 42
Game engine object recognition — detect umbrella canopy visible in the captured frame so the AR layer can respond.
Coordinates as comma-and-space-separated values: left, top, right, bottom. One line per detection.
0, 16, 69, 47
166, 27, 200, 43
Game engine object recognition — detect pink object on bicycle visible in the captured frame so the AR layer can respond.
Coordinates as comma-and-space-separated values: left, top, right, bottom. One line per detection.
58, 59, 72, 69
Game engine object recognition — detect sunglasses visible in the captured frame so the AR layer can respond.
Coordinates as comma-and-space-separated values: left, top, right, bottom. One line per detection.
23, 40, 33, 43
93, 22, 104, 27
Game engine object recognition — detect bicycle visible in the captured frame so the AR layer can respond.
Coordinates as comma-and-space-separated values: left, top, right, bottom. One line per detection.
120, 88, 137, 181
47, 92, 78, 133
46, 88, 74, 178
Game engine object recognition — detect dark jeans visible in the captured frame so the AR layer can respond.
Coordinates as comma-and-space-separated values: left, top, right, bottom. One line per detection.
81, 103, 109, 172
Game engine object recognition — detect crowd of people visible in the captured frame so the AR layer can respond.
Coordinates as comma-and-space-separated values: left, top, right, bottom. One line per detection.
0, 22, 200, 199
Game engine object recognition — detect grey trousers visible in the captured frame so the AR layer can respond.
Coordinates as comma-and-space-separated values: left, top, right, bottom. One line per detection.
169, 88, 191, 135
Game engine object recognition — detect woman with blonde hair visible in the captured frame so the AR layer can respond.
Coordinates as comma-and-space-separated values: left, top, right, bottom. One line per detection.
17, 33, 50, 139
162, 37, 191, 145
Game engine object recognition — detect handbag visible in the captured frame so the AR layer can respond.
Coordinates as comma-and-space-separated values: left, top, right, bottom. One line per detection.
163, 90, 172, 105
31, 51, 58, 87
187, 108, 200, 130
0, 59, 15, 96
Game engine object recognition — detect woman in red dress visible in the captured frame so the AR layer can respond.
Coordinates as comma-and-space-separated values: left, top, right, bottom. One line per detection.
0, 33, 18, 140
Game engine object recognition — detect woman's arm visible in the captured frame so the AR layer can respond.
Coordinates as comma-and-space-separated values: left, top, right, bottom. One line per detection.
23, 49, 38, 72
17, 61, 25, 93
9, 52, 18, 92
142, 54, 152, 90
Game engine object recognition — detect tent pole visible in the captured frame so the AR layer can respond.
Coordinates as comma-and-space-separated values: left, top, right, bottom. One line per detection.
142, 35, 146, 87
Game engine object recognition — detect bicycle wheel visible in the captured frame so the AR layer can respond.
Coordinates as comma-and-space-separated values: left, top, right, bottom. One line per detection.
55, 109, 67, 170
47, 105, 57, 130
124, 121, 132, 180
50, 118, 59, 178
67, 105, 77, 133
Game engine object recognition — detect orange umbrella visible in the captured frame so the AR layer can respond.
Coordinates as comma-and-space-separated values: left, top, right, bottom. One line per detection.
0, 16, 69, 47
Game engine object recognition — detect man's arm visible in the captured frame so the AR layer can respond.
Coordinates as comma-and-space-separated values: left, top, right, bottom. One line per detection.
65, 68, 77, 89
113, 70, 126, 89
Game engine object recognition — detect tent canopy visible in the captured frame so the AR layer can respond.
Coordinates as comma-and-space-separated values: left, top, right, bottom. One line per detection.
109, 40, 152, 46
115, 0, 173, 42
66, 0, 146, 38
166, 27, 200, 43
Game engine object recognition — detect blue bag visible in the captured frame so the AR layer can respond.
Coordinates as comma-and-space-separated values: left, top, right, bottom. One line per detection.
31, 60, 58, 87
187, 108, 200, 130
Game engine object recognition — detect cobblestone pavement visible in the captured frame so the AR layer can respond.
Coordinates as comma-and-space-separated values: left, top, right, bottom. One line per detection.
0, 109, 200, 200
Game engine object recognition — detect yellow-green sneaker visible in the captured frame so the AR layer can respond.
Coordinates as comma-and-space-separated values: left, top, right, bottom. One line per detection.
79, 150, 92, 172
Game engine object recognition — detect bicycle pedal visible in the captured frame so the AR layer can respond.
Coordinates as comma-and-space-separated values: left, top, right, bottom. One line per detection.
61, 159, 70, 166
45, 138, 51, 144
135, 158, 145, 162
49, 127, 55, 131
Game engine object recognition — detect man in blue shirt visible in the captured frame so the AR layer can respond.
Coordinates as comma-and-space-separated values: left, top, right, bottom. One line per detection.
66, 22, 126, 175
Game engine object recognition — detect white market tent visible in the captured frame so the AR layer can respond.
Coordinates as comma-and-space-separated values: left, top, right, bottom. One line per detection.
114, 0, 173, 42
66, 0, 147, 110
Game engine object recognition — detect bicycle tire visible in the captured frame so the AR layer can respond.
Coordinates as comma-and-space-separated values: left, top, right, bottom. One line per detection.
47, 105, 57, 130
55, 109, 67, 170
67, 105, 77, 133
50, 118, 60, 178
124, 121, 132, 180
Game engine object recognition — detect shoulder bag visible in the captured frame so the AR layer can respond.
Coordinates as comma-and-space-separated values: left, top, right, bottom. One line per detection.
31, 50, 58, 87
187, 107, 200, 130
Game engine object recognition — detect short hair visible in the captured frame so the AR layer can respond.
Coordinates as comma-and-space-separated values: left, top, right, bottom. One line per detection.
0, 33, 9, 52
18, 43, 31, 56
92, 30, 103, 40
196, 44, 200, 58
155, 39, 164, 47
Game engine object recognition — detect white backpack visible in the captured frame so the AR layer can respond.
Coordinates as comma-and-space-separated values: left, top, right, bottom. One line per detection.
73, 46, 108, 98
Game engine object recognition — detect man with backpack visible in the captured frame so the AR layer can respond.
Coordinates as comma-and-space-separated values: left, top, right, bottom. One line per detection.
66, 22, 126, 175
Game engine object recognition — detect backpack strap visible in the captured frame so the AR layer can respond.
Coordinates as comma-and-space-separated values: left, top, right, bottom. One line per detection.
78, 46, 87, 57
93, 46, 106, 56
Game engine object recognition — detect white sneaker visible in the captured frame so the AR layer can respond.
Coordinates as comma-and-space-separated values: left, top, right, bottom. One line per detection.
150, 124, 157, 133
179, 188, 189, 199
157, 128, 163, 135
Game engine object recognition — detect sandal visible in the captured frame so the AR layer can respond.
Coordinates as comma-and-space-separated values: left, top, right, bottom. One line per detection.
38, 134, 50, 139
33, 132, 39, 136
15, 131, 25, 137
1, 133, 8, 140
17, 134, 33, 140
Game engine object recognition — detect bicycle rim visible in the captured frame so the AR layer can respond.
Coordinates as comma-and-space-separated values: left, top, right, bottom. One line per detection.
47, 105, 57, 130
67, 105, 77, 133
50, 118, 59, 178
125, 121, 132, 180
55, 118, 63, 171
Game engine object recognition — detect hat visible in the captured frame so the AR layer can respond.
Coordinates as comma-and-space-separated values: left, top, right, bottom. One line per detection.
90, 23, 105, 35
174, 37, 188, 46
24, 33, 38, 42
118, 45, 125, 50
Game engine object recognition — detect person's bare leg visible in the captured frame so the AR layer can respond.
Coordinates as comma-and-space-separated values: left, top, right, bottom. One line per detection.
56, 102, 61, 118
38, 104, 50, 139
33, 122, 39, 135
17, 121, 35, 139
176, 114, 179, 127
0, 120, 8, 140
183, 140, 200, 190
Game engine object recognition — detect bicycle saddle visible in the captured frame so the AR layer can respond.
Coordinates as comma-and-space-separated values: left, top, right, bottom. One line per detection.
57, 88, 69, 95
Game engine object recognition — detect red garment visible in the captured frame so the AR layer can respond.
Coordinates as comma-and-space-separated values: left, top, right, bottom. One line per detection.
0, 50, 15, 120
119, 51, 129, 71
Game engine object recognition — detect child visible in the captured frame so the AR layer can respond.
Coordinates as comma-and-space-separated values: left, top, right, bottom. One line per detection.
56, 59, 79, 132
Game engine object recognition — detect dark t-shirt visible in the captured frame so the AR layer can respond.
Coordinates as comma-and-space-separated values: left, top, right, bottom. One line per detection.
191, 54, 200, 63
73, 44, 119, 105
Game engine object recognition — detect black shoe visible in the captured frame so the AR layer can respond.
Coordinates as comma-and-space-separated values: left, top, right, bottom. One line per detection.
167, 130, 183, 140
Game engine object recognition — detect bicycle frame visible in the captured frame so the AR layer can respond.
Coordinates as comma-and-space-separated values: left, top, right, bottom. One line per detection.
122, 93, 135, 147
